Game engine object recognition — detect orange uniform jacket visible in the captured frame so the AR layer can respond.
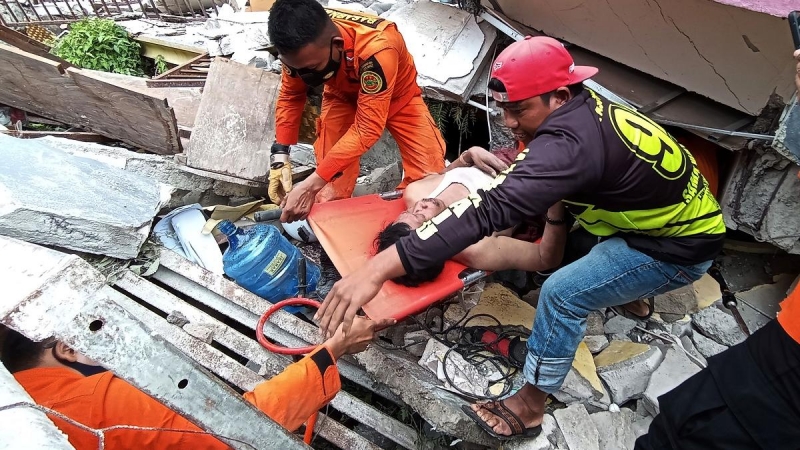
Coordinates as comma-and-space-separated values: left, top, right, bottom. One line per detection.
779, 282, 800, 345
14, 346, 340, 449
275, 9, 423, 183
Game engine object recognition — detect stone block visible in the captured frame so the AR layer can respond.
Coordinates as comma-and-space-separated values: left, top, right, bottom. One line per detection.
505, 414, 566, 450
653, 274, 720, 316
584, 335, 609, 354
595, 342, 663, 405
586, 311, 606, 336
691, 307, 747, 347
642, 347, 702, 416
590, 409, 636, 450
554, 342, 610, 411
604, 315, 637, 335
690, 330, 729, 358
0, 135, 169, 259
444, 283, 536, 329
553, 404, 600, 450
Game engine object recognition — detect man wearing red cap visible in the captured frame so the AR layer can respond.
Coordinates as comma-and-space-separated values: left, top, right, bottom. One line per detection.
316, 36, 726, 439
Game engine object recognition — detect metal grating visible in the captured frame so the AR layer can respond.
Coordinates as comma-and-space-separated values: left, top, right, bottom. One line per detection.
111, 249, 419, 450
0, 0, 221, 28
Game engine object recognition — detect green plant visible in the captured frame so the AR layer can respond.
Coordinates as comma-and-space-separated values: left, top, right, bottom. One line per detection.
154, 54, 168, 75
52, 18, 145, 76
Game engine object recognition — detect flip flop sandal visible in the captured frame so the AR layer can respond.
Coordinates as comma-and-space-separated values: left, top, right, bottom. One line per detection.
461, 401, 542, 441
610, 296, 654, 322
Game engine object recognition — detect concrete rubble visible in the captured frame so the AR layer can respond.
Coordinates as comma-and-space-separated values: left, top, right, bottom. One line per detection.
505, 414, 567, 450
36, 137, 263, 209
604, 315, 638, 335
653, 274, 721, 316
642, 347, 702, 416
0, 134, 170, 259
591, 409, 637, 450
690, 328, 730, 358
594, 341, 663, 405
691, 307, 747, 347
584, 335, 609, 354
554, 403, 600, 450
554, 342, 610, 412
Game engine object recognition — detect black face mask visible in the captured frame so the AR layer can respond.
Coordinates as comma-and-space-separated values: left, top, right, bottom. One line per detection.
52, 347, 108, 377
292, 41, 341, 87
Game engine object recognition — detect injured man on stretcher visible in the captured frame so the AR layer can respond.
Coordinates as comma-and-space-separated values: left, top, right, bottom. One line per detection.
374, 146, 654, 320
375, 146, 568, 287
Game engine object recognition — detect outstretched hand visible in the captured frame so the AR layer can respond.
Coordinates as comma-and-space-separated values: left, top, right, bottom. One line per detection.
315, 270, 384, 337
325, 316, 396, 358
464, 147, 509, 177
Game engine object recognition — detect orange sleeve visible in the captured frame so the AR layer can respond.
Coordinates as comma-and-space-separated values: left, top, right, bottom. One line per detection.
275, 66, 309, 145
243, 346, 341, 432
314, 48, 398, 182
778, 282, 800, 345
99, 376, 229, 449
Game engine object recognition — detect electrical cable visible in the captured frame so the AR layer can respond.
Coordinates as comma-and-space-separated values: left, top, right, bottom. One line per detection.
379, 304, 530, 401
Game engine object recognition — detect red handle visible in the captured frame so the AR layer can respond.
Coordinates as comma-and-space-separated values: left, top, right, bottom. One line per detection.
256, 298, 321, 355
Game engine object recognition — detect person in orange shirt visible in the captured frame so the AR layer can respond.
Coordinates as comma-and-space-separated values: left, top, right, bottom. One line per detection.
267, 0, 446, 223
1, 316, 393, 449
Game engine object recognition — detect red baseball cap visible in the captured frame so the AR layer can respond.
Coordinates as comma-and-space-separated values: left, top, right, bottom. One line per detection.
490, 36, 598, 102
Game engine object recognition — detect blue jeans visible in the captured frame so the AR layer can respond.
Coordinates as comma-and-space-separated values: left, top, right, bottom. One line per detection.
523, 237, 712, 394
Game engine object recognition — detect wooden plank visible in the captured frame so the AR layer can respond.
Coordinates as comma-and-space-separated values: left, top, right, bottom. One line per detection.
0, 24, 71, 67
0, 44, 182, 154
0, 130, 109, 142
67, 68, 182, 154
152, 52, 209, 80
187, 58, 281, 182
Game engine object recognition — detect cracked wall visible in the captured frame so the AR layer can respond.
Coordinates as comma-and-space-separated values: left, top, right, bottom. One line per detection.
722, 147, 800, 254
487, 0, 797, 115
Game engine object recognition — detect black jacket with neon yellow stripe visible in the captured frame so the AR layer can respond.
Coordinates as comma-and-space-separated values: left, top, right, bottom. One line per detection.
396, 89, 726, 273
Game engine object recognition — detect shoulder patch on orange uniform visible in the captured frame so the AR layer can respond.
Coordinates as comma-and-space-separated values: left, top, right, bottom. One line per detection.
359, 55, 388, 95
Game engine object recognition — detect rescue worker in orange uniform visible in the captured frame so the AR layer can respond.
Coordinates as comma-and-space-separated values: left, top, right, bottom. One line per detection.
1, 315, 393, 449
267, 0, 446, 223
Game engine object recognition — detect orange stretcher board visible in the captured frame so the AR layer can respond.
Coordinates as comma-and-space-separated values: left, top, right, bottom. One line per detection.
307, 194, 485, 322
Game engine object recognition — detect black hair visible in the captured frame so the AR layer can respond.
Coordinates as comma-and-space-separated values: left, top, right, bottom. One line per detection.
268, 0, 333, 55
1, 328, 46, 373
375, 222, 445, 287
489, 78, 585, 103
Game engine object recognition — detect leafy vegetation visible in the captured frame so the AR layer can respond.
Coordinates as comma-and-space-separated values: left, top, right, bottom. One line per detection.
52, 18, 145, 76
154, 54, 169, 75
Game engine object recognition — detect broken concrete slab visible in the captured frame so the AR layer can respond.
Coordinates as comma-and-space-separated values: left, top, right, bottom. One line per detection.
680, 336, 707, 367
670, 315, 693, 338
353, 162, 403, 197
736, 273, 795, 332
632, 415, 653, 441
591, 409, 636, 450
384, 1, 497, 102
444, 282, 536, 329
642, 347, 702, 416
722, 147, 800, 255
604, 315, 638, 335
554, 342, 610, 411
595, 342, 663, 405
691, 307, 747, 347
37, 137, 259, 209
653, 274, 720, 316
505, 414, 567, 450
403, 330, 430, 357
584, 335, 609, 354
554, 404, 600, 450
690, 329, 729, 358
0, 135, 170, 259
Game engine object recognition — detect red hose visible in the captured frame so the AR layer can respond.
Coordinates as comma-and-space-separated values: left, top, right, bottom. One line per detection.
255, 298, 321, 355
